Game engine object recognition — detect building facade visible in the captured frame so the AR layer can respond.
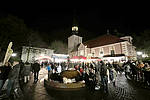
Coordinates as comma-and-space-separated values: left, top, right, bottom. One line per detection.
21, 46, 54, 63
68, 26, 137, 62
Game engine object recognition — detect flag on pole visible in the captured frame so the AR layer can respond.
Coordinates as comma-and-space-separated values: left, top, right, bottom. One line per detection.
3, 42, 13, 65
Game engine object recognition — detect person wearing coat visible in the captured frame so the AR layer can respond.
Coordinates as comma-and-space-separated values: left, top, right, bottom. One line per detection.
32, 61, 40, 83
6, 60, 20, 98
0, 62, 12, 95
46, 63, 52, 80
0, 65, 5, 94
23, 62, 31, 83
112, 67, 117, 87
125, 63, 130, 79
100, 61, 109, 93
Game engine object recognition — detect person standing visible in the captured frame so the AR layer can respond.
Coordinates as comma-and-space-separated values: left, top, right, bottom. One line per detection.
125, 63, 130, 79
46, 63, 52, 80
2, 62, 12, 83
6, 60, 20, 98
0, 65, 5, 95
32, 61, 40, 83
88, 68, 96, 93
100, 61, 109, 93
143, 63, 150, 86
0, 62, 12, 92
23, 62, 31, 83
57, 63, 62, 74
19, 60, 24, 81
111, 67, 117, 87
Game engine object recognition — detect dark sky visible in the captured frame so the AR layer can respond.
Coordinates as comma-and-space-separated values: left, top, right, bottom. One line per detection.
0, 4, 150, 43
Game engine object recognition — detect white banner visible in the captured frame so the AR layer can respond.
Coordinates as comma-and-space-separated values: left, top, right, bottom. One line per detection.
3, 42, 13, 65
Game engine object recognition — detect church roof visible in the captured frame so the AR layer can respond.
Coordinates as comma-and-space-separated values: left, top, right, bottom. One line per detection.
83, 34, 126, 48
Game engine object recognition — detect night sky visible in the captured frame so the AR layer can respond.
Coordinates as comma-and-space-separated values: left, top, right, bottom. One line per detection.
0, 4, 150, 43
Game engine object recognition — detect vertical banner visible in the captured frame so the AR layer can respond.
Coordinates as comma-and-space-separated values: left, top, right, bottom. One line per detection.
3, 42, 13, 65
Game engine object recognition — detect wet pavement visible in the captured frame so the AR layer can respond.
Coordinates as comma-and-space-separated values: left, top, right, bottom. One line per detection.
22, 68, 52, 100
22, 68, 150, 100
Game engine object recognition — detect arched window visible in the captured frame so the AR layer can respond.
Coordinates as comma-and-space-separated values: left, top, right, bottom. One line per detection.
111, 50, 115, 56
100, 51, 103, 55
91, 49, 95, 57
109, 46, 115, 56
99, 48, 104, 57
92, 52, 95, 57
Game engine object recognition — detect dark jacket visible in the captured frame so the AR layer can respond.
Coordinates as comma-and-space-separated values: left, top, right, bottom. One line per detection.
100, 64, 108, 76
19, 61, 24, 76
23, 63, 31, 76
32, 63, 40, 72
3, 65, 12, 80
8, 64, 20, 80
0, 66, 5, 80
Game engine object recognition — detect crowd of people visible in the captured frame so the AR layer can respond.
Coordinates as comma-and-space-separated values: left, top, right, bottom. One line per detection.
0, 59, 41, 99
0, 59, 22, 99
45, 60, 150, 93
45, 61, 119, 93
124, 60, 150, 86
0, 59, 150, 99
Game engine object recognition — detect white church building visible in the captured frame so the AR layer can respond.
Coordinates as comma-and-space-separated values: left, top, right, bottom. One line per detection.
68, 25, 137, 62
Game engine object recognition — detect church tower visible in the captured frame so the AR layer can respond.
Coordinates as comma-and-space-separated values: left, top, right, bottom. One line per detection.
72, 17, 78, 34
68, 16, 82, 54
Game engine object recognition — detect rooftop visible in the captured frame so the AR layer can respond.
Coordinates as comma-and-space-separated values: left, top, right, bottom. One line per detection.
83, 34, 126, 48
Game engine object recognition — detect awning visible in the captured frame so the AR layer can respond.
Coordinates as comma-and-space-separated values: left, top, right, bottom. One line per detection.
35, 56, 52, 61
71, 56, 86, 60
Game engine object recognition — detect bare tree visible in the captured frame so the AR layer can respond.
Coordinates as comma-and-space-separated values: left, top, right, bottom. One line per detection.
50, 40, 68, 54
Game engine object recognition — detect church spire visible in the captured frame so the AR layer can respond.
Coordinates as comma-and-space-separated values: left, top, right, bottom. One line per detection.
72, 18, 78, 33
72, 9, 78, 34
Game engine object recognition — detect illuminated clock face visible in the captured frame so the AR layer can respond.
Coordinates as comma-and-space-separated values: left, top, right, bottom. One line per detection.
72, 26, 78, 31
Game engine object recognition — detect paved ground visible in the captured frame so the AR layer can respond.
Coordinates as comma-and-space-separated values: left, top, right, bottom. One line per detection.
22, 68, 53, 100
22, 68, 150, 100
108, 74, 150, 100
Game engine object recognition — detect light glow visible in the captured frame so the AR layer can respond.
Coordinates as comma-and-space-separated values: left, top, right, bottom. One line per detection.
72, 26, 78, 31
12, 53, 17, 57
137, 51, 142, 55
142, 54, 148, 58
40, 54, 45, 56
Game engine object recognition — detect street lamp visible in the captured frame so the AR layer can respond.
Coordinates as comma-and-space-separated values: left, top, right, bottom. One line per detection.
137, 51, 142, 55
12, 53, 17, 57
